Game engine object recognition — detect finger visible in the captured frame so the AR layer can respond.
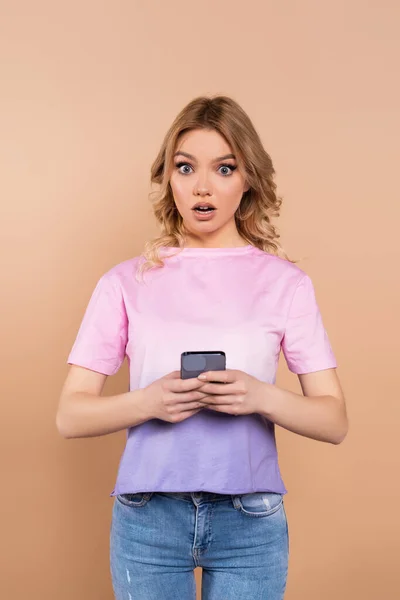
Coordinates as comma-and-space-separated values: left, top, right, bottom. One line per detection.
169, 407, 204, 423
182, 390, 210, 402
204, 403, 240, 415
168, 377, 205, 393
177, 401, 207, 412
199, 395, 234, 405
205, 404, 239, 415
198, 383, 238, 395
168, 390, 209, 403
197, 370, 237, 384
164, 370, 181, 380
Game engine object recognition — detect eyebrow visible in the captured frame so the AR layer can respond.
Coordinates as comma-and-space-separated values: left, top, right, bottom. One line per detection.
173, 151, 236, 162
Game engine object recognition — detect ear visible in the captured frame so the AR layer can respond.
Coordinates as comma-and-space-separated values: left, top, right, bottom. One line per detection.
243, 181, 250, 193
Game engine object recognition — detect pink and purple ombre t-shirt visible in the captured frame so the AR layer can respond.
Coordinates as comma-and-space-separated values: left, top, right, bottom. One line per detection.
67, 245, 337, 496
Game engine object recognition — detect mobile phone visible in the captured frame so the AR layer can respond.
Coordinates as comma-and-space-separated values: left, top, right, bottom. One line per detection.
180, 351, 226, 380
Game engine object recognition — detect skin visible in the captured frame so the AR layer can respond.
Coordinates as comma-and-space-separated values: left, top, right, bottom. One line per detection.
169, 128, 250, 248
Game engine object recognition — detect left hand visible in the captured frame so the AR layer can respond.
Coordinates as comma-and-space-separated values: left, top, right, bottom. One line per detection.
197, 369, 270, 417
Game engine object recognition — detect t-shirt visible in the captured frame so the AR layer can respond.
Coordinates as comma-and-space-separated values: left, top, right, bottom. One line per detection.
67, 245, 337, 496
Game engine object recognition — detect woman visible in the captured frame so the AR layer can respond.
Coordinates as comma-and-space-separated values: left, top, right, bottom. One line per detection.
57, 95, 348, 600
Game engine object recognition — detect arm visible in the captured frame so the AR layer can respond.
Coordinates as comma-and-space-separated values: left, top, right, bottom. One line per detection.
56, 365, 210, 438
57, 272, 145, 438
56, 365, 149, 439
258, 368, 348, 445
198, 367, 348, 445
274, 272, 347, 443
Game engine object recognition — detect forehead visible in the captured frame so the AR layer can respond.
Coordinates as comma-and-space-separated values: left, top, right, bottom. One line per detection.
175, 128, 233, 159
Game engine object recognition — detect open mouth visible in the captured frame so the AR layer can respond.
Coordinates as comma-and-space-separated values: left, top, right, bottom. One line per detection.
192, 202, 216, 214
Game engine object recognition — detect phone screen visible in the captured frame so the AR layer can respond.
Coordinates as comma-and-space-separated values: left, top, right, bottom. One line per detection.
181, 351, 226, 379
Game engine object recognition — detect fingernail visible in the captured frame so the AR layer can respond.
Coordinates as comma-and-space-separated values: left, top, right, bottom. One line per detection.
198, 374, 207, 380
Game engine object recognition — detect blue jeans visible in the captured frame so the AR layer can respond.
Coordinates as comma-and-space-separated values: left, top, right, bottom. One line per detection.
110, 490, 289, 599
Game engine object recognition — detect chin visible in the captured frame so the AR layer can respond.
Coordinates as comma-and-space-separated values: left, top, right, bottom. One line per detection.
187, 221, 220, 235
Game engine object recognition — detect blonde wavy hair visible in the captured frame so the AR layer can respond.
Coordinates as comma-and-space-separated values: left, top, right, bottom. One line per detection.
137, 95, 297, 277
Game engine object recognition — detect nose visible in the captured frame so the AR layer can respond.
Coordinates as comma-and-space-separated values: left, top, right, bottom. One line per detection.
194, 186, 211, 196
194, 173, 212, 196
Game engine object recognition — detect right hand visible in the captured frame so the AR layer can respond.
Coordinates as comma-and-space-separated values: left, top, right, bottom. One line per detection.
143, 371, 209, 423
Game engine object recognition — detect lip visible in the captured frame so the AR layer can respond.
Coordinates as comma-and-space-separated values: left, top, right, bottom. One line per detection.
192, 207, 217, 221
192, 202, 217, 210
191, 201, 217, 222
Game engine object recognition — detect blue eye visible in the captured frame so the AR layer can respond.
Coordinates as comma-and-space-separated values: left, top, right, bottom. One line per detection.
218, 164, 237, 176
174, 162, 238, 176
176, 162, 193, 175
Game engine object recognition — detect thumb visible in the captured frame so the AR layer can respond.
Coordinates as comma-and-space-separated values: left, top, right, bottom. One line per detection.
164, 370, 181, 380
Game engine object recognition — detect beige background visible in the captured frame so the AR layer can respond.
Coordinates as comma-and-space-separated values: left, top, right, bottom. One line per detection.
1, 1, 399, 598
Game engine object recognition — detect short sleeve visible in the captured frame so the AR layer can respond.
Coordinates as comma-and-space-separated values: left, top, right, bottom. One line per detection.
281, 274, 337, 375
67, 273, 128, 375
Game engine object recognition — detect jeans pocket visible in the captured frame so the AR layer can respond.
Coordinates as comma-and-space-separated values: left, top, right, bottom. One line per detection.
233, 491, 283, 518
116, 492, 154, 508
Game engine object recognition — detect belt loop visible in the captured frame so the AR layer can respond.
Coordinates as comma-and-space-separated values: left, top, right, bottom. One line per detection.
231, 494, 241, 510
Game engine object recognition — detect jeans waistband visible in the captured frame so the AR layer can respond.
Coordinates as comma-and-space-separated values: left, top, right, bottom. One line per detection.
157, 491, 233, 503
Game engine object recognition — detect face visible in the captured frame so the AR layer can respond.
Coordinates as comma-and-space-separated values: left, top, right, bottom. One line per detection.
169, 128, 250, 244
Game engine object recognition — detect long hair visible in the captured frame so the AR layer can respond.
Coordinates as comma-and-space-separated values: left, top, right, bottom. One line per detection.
138, 95, 298, 277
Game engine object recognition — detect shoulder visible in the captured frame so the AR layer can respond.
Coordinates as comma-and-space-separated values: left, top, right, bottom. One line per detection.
96, 255, 143, 289
251, 247, 308, 286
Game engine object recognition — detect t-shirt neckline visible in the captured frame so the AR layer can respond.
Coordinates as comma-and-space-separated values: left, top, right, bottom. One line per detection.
160, 244, 255, 257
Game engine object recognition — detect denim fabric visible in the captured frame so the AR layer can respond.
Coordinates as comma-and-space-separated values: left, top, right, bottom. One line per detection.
110, 491, 289, 599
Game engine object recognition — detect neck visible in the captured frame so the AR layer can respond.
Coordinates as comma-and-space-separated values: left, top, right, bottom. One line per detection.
184, 239, 249, 249
183, 228, 247, 249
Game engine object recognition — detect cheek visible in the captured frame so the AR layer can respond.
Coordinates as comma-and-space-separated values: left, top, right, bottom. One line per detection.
216, 179, 245, 209
170, 176, 190, 207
